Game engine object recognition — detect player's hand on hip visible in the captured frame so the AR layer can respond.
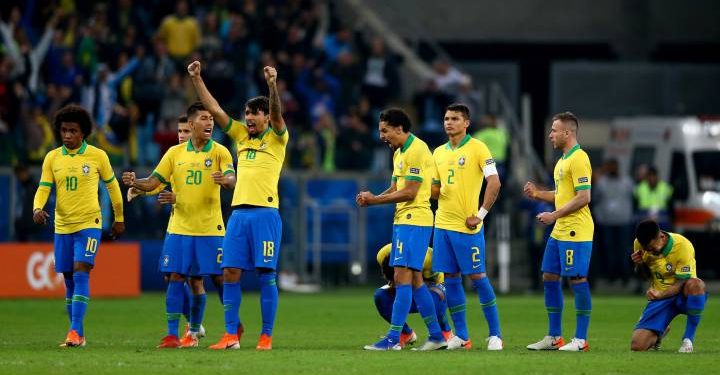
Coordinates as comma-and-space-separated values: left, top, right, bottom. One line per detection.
631, 250, 644, 265
121, 171, 136, 187
187, 61, 201, 77
264, 66, 277, 84
110, 221, 125, 239
523, 181, 537, 199
157, 190, 176, 205
32, 209, 49, 225
536, 211, 556, 225
646, 288, 661, 301
466, 215, 482, 230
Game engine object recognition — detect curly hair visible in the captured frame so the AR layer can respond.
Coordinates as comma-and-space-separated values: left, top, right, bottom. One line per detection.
53, 104, 93, 140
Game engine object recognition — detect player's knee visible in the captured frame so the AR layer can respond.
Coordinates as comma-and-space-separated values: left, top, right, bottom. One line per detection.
469, 273, 486, 281
542, 273, 560, 282
569, 276, 587, 284
630, 339, 650, 352
73, 262, 92, 273
684, 278, 705, 295
169, 273, 185, 282
223, 267, 242, 282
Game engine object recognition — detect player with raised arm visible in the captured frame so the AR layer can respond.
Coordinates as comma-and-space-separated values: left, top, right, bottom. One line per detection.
630, 219, 707, 353
430, 103, 503, 351
524, 112, 594, 352
122, 102, 236, 348
357, 108, 447, 351
33, 104, 125, 347
188, 61, 287, 350
373, 243, 453, 348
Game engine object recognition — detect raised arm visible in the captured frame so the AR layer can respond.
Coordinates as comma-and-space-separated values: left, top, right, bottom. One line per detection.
264, 66, 286, 133
188, 60, 231, 128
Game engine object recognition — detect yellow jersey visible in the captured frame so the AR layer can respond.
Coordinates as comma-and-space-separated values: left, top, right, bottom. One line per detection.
223, 119, 288, 208
635, 232, 697, 292
390, 134, 434, 227
152, 140, 235, 236
432, 135, 494, 234
34, 141, 123, 234
376, 243, 444, 284
551, 144, 594, 241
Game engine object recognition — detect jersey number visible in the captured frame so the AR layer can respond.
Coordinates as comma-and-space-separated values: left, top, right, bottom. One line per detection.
84, 237, 98, 257
471, 246, 481, 264
263, 241, 274, 257
396, 240, 403, 255
447, 169, 455, 185
247, 150, 257, 160
216, 248, 223, 264
66, 176, 78, 191
185, 170, 202, 185
565, 249, 574, 266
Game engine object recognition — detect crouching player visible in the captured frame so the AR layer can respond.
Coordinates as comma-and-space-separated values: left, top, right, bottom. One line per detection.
630, 219, 708, 353
373, 244, 453, 348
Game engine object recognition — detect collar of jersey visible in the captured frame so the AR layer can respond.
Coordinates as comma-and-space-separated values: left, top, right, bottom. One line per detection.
249, 126, 272, 140
186, 139, 214, 152
61, 140, 88, 156
562, 144, 581, 160
400, 133, 415, 153
661, 231, 674, 257
445, 134, 472, 151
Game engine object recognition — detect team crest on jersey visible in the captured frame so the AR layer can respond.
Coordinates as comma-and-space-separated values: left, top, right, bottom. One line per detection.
205, 158, 212, 168
458, 157, 466, 166
82, 163, 90, 176
665, 263, 673, 272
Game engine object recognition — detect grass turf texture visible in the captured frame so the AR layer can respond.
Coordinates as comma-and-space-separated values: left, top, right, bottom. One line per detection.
0, 289, 717, 374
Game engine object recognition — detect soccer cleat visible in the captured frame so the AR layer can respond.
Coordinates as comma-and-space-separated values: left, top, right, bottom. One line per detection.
156, 334, 181, 349
652, 326, 670, 351
558, 338, 589, 352
447, 335, 472, 350
442, 330, 454, 342
179, 333, 199, 348
678, 338, 693, 353
60, 330, 86, 347
208, 333, 240, 350
399, 331, 417, 348
256, 333, 273, 350
526, 335, 565, 350
363, 336, 402, 351
486, 336, 503, 351
183, 323, 206, 338
412, 339, 448, 351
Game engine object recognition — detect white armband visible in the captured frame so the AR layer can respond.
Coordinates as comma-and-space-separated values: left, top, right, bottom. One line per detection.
477, 207, 489, 220
482, 163, 498, 177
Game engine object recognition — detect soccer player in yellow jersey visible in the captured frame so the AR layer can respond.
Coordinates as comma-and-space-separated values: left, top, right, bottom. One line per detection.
373, 244, 453, 348
431, 104, 503, 351
524, 112, 593, 352
356, 108, 447, 351
32, 104, 125, 347
630, 219, 707, 353
122, 102, 236, 348
188, 61, 287, 351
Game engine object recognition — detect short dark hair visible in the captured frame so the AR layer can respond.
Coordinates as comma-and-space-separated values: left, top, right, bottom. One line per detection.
186, 101, 207, 119
54, 104, 93, 139
446, 103, 471, 120
635, 219, 660, 247
552, 111, 579, 131
379, 107, 412, 132
647, 166, 658, 176
177, 115, 188, 123
246, 96, 269, 115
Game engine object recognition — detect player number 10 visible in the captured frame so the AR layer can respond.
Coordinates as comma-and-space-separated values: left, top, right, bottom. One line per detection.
66, 176, 78, 191
263, 241, 274, 257
85, 237, 98, 256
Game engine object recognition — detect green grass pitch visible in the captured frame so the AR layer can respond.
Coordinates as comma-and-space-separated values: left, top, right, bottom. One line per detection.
0, 289, 717, 374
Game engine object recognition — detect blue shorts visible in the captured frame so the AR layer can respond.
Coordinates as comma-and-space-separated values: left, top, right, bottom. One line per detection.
432, 227, 486, 275
222, 208, 282, 271
541, 237, 592, 277
635, 293, 709, 335
159, 234, 223, 276
390, 224, 432, 271
54, 228, 102, 273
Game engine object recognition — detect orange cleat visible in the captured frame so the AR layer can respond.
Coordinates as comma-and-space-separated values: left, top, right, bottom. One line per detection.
208, 333, 240, 350
399, 331, 417, 348
179, 333, 199, 348
256, 333, 272, 350
156, 335, 181, 349
442, 330, 454, 342
60, 330, 86, 347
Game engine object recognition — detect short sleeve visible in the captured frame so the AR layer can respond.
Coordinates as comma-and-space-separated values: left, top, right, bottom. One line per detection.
270, 124, 289, 145
220, 147, 235, 175
571, 153, 592, 191
674, 242, 695, 280
152, 147, 175, 185
223, 118, 248, 142
404, 148, 426, 182
476, 142, 498, 177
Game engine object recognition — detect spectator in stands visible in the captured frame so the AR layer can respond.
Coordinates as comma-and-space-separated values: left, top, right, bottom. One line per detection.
13, 164, 39, 241
156, 0, 201, 67
359, 37, 400, 113
335, 107, 375, 171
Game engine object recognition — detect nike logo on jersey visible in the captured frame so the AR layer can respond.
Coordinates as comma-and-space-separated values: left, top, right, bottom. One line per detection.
177, 162, 187, 166
472, 264, 481, 269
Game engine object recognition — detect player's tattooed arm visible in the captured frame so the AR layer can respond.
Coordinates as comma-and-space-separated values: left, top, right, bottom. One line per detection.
264, 66, 286, 133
